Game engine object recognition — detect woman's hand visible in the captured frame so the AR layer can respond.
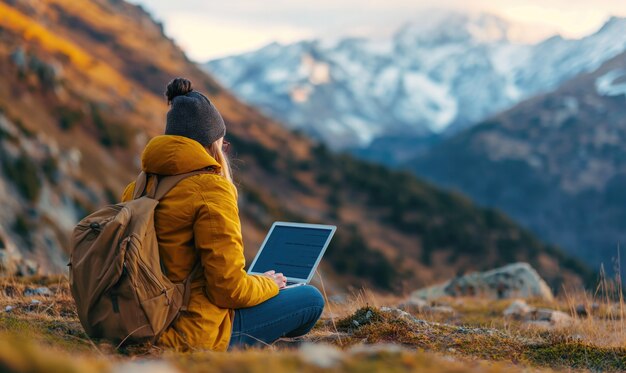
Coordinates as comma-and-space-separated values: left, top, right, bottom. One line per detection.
264, 270, 287, 289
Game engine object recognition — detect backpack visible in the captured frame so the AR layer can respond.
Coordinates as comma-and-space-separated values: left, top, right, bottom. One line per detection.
68, 170, 208, 345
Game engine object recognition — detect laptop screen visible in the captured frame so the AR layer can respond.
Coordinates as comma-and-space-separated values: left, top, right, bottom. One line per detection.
249, 224, 335, 280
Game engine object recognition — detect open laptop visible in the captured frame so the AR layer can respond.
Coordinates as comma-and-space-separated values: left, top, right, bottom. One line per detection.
247, 222, 336, 289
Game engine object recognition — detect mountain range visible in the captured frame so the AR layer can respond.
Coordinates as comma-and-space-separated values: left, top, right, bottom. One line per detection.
412, 49, 626, 272
203, 11, 626, 162
0, 0, 593, 292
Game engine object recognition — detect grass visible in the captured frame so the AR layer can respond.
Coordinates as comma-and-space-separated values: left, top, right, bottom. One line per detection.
1, 276, 626, 372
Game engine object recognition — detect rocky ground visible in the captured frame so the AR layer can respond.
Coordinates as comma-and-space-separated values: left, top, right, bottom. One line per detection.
1, 271, 625, 373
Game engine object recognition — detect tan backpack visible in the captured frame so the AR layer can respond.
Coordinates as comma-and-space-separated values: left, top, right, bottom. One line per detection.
68, 170, 208, 345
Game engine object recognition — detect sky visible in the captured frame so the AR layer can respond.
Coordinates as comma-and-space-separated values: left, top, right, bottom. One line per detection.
130, 0, 626, 62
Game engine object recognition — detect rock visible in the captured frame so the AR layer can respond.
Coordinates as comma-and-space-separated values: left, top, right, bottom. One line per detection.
504, 299, 533, 318
575, 303, 599, 317
412, 263, 554, 301
523, 308, 574, 328
547, 310, 574, 327
5, 305, 13, 313
30, 299, 41, 305
23, 286, 52, 297
533, 308, 554, 321
398, 298, 456, 316
398, 297, 428, 313
382, 307, 413, 319
299, 343, 343, 368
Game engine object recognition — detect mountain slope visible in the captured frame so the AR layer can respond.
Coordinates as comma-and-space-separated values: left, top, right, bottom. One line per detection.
412, 50, 626, 271
203, 11, 626, 159
0, 0, 592, 291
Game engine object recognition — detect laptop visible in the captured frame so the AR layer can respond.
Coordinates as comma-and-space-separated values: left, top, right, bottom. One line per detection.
247, 222, 337, 289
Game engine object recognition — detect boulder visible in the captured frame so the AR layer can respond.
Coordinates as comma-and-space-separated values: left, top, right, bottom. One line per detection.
412, 263, 554, 301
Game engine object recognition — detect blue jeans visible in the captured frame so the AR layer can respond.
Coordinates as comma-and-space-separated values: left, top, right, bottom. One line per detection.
228, 285, 324, 349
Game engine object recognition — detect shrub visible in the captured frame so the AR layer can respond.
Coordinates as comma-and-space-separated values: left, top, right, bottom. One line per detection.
56, 106, 84, 131
90, 104, 133, 148
2, 155, 41, 202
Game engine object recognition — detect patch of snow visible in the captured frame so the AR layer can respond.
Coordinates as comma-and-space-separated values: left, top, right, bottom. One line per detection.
400, 72, 458, 132
596, 69, 626, 97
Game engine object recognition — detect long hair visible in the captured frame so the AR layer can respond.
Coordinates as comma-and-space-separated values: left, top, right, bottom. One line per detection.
206, 141, 233, 185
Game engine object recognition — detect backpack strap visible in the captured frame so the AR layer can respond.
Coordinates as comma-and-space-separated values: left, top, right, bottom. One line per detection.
150, 169, 216, 200
132, 171, 148, 200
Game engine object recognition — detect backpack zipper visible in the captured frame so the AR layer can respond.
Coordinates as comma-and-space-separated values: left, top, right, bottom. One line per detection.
128, 236, 169, 302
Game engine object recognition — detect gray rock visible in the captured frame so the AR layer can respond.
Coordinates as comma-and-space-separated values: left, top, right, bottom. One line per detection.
533, 308, 555, 321
521, 308, 574, 328
412, 263, 554, 301
546, 310, 574, 327
5, 305, 13, 313
575, 303, 599, 317
398, 297, 428, 313
23, 286, 52, 297
503, 299, 533, 318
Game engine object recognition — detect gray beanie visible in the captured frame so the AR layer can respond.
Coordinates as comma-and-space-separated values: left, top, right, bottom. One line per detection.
165, 91, 226, 147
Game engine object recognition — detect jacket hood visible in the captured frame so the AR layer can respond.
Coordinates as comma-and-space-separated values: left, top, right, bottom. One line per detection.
141, 135, 221, 175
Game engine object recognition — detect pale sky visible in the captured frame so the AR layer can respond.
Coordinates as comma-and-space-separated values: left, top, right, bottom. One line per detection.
130, 0, 626, 62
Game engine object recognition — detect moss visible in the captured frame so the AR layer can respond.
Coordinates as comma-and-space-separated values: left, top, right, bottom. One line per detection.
0, 317, 91, 356
354, 319, 428, 346
523, 343, 626, 371
336, 307, 384, 332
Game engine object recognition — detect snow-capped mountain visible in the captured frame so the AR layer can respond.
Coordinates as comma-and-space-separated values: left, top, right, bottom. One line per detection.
204, 11, 626, 152
411, 49, 626, 273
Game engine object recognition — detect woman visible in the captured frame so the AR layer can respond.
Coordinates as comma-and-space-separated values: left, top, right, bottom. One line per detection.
121, 77, 324, 351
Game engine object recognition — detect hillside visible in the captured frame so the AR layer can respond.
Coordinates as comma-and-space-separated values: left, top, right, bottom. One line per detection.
0, 0, 593, 292
204, 11, 626, 162
412, 50, 626, 273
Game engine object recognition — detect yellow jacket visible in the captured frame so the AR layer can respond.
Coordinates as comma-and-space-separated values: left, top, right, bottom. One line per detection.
121, 135, 279, 351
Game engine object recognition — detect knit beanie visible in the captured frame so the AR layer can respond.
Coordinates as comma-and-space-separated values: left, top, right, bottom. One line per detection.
164, 78, 226, 147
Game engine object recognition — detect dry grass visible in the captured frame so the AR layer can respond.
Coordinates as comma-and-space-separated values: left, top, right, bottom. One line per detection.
1, 275, 626, 372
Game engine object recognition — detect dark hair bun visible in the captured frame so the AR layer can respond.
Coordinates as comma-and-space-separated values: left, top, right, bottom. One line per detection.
165, 77, 193, 104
